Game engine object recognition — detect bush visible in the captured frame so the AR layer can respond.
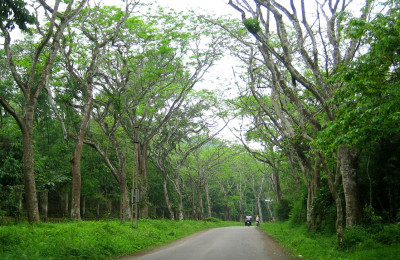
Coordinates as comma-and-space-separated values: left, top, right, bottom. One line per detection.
273, 199, 292, 221
374, 224, 400, 245
343, 225, 371, 249
289, 198, 306, 224
205, 217, 221, 223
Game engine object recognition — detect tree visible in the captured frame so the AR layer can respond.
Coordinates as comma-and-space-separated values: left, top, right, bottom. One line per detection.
228, 0, 374, 246
60, 3, 132, 220
0, 0, 87, 223
149, 90, 221, 220
113, 9, 228, 218
0, 0, 36, 32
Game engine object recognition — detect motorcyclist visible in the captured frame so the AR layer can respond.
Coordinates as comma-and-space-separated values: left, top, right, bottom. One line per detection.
245, 214, 252, 226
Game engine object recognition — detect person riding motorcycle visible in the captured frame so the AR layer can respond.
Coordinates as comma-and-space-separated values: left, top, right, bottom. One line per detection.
245, 214, 252, 226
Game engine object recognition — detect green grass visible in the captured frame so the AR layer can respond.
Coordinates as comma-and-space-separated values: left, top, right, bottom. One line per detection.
0, 219, 240, 260
258, 221, 400, 260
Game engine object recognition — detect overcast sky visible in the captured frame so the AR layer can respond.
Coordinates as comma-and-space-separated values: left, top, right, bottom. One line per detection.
154, 0, 238, 15
101, 0, 240, 17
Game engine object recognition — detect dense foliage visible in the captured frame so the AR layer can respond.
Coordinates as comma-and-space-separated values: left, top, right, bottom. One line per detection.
0, 0, 400, 258
0, 219, 240, 259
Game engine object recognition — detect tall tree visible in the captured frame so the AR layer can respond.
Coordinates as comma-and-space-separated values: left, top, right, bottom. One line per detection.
60, 3, 132, 220
112, 9, 228, 218
228, 0, 374, 245
0, 0, 87, 223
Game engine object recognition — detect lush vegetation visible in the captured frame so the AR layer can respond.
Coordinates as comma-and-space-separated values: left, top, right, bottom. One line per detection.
260, 221, 400, 260
0, 219, 240, 260
1, 0, 400, 259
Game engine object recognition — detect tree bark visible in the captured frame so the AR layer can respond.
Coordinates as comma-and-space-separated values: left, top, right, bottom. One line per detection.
205, 181, 212, 218
162, 174, 175, 220
40, 190, 48, 222
64, 192, 69, 218
21, 115, 40, 222
81, 196, 85, 219
70, 97, 92, 220
339, 145, 361, 227
139, 145, 149, 218
119, 175, 131, 222
197, 184, 205, 220
272, 167, 282, 203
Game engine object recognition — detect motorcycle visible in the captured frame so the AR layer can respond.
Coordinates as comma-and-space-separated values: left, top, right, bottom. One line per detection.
245, 220, 251, 226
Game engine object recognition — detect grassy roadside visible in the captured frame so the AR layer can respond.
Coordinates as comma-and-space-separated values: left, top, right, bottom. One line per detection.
0, 218, 240, 260
258, 221, 400, 260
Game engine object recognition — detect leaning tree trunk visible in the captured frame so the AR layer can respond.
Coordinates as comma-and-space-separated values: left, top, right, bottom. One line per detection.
339, 145, 361, 227
162, 174, 175, 220
265, 200, 275, 222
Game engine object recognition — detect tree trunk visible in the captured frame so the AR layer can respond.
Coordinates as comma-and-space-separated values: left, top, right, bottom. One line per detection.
21, 115, 40, 223
81, 196, 85, 219
272, 167, 282, 203
333, 188, 344, 246
339, 145, 361, 227
64, 192, 69, 218
197, 184, 204, 220
14, 186, 23, 222
106, 200, 112, 215
40, 190, 48, 222
223, 193, 230, 221
177, 190, 184, 221
139, 146, 149, 218
119, 175, 131, 222
205, 182, 211, 218
96, 199, 100, 220
265, 200, 275, 222
162, 175, 174, 220
256, 196, 263, 223
71, 94, 93, 220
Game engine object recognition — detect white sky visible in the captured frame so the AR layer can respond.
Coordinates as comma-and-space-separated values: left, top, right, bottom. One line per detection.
153, 0, 239, 16
101, 0, 240, 17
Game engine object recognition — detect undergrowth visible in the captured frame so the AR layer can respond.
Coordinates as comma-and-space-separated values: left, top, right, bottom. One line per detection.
259, 221, 400, 260
0, 219, 239, 260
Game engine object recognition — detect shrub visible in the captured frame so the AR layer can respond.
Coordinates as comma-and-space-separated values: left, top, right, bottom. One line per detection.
205, 217, 221, 223
289, 198, 306, 224
374, 224, 400, 245
274, 199, 292, 221
342, 225, 371, 249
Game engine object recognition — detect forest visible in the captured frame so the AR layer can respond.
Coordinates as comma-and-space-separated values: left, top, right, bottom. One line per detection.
1, 0, 400, 250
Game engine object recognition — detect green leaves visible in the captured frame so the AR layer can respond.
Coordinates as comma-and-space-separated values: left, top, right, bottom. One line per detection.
243, 18, 261, 34
318, 2, 400, 151
0, 0, 36, 32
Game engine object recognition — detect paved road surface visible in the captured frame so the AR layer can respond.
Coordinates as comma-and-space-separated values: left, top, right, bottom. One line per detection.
118, 226, 296, 260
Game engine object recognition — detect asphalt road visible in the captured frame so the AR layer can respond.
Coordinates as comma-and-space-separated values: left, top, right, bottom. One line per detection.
118, 226, 296, 260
